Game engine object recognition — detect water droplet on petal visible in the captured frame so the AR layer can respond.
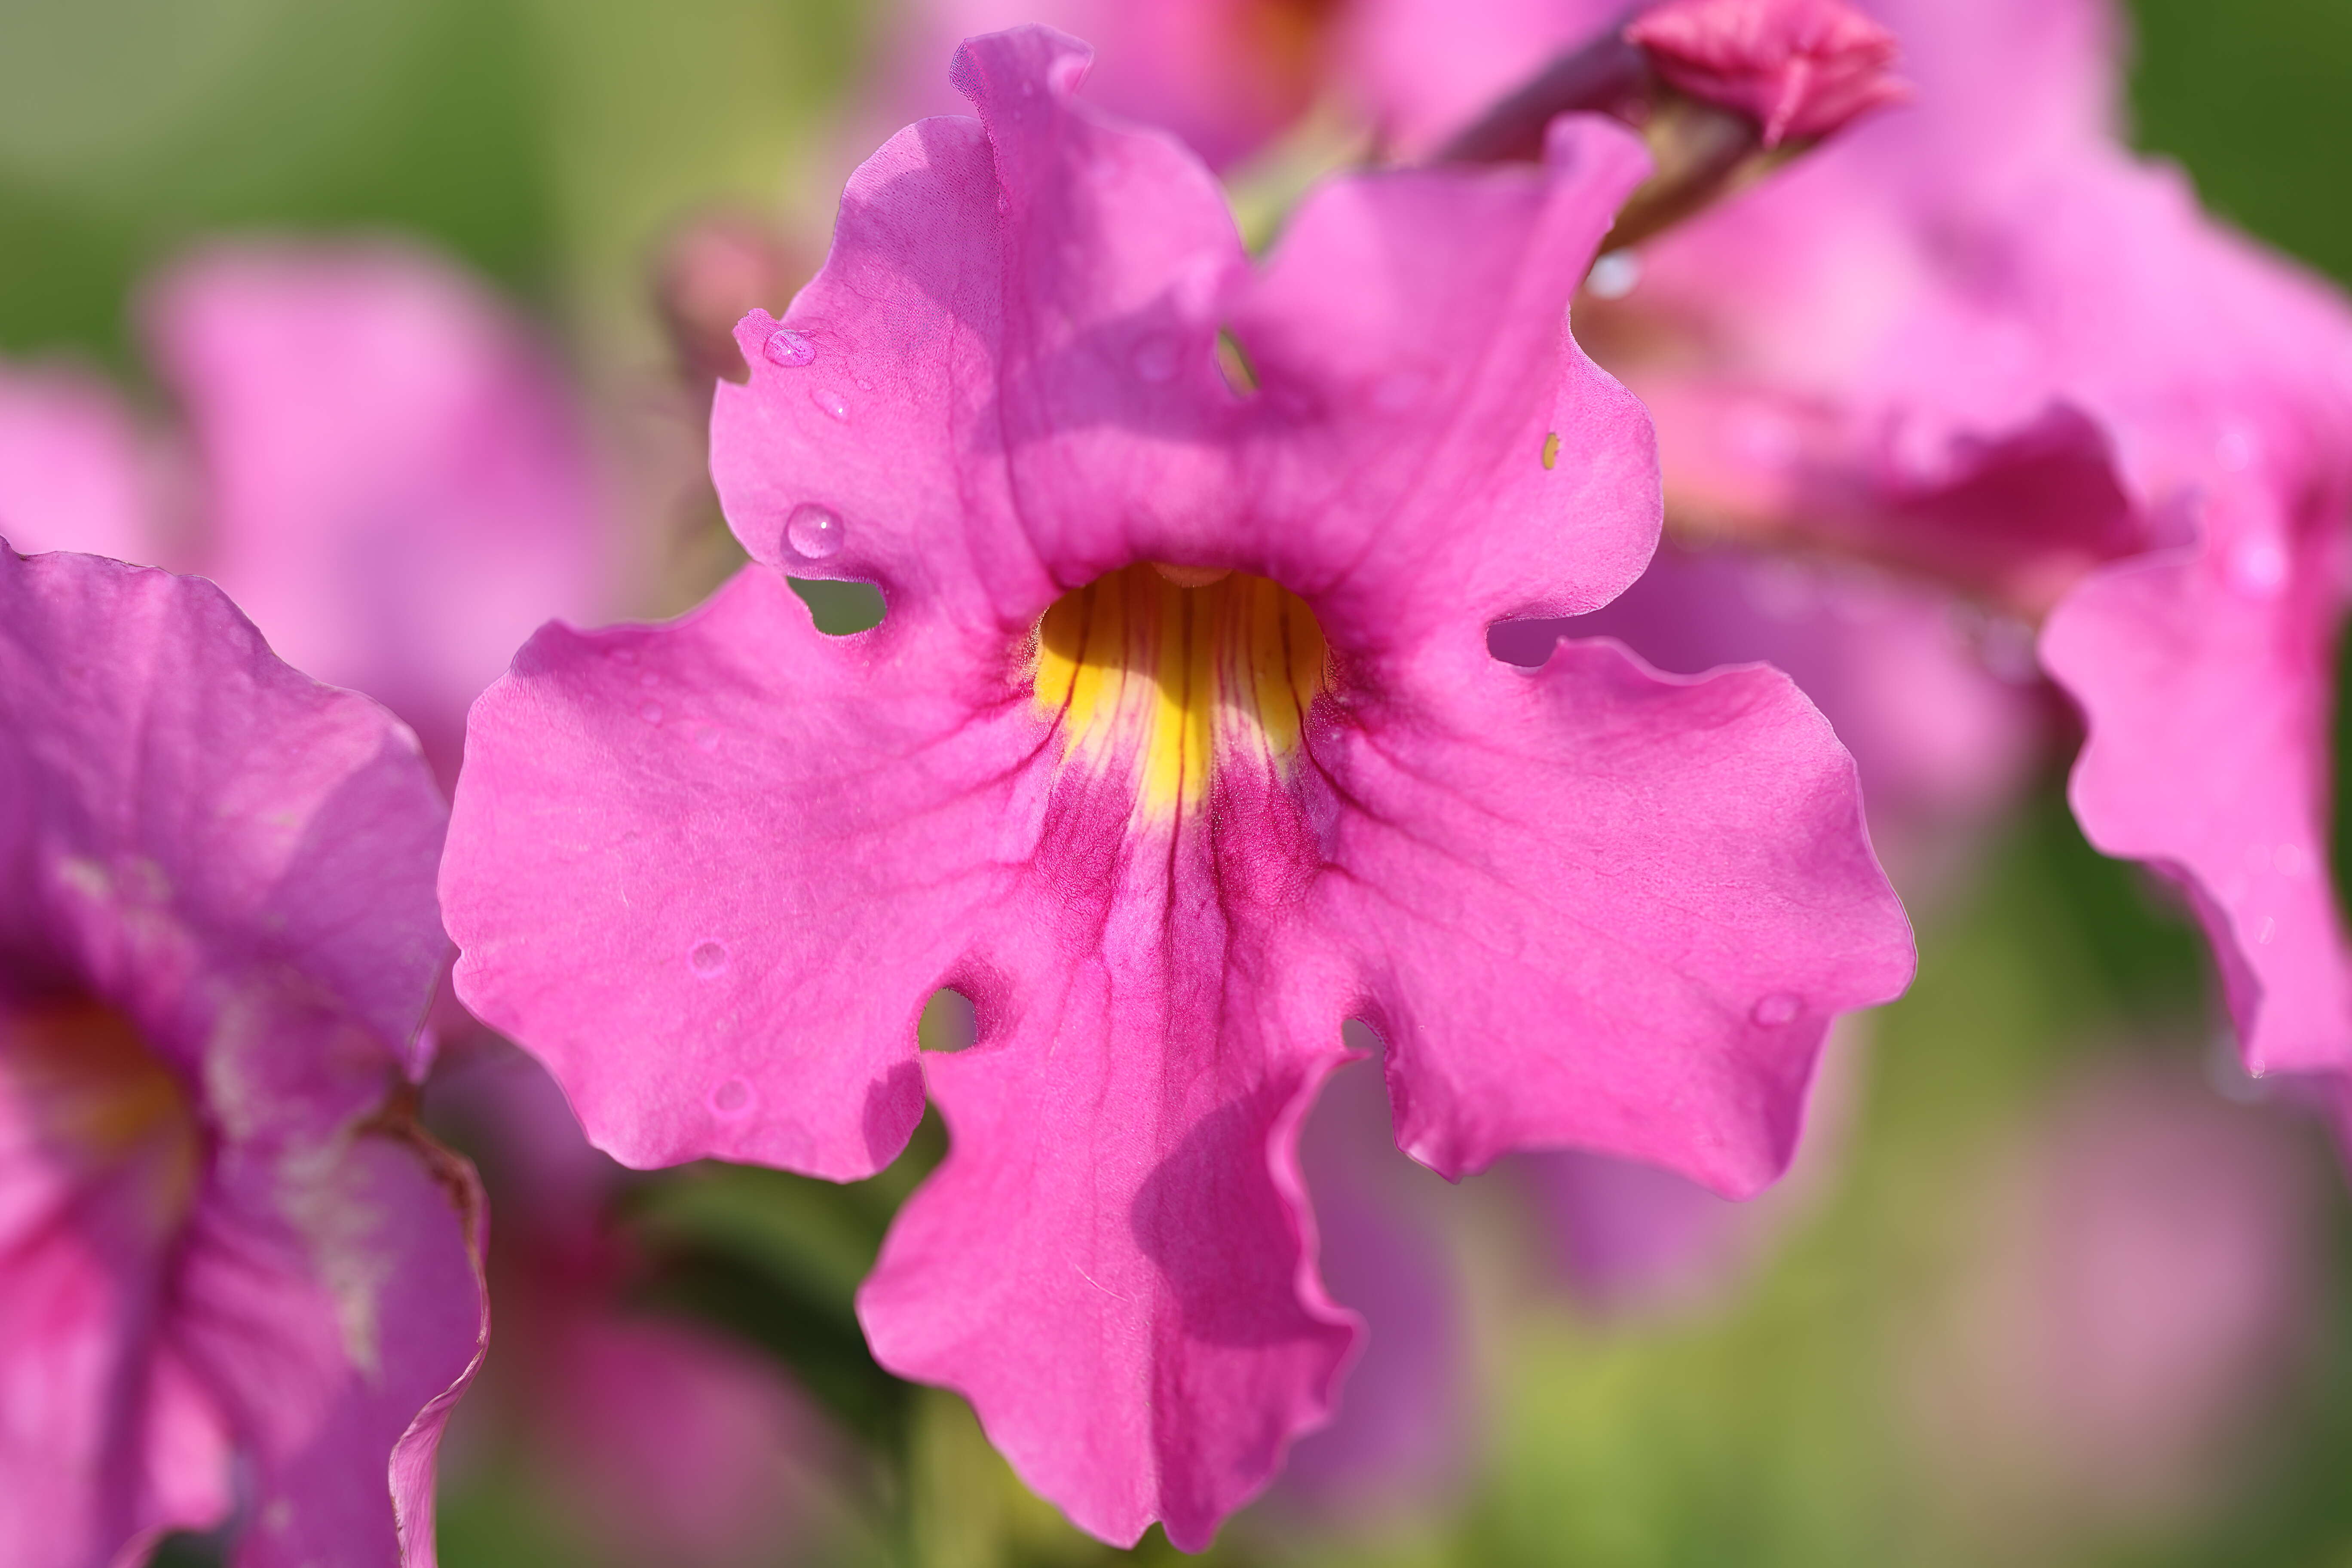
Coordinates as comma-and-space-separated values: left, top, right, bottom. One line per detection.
639, 701, 664, 724
693, 726, 722, 753
1586, 249, 1643, 300
763, 327, 816, 368
2275, 842, 2316, 879
2258, 915, 2277, 946
1752, 992, 1801, 1027
709, 1076, 755, 1115
2215, 425, 2257, 472
786, 503, 844, 560
690, 940, 728, 975
810, 386, 851, 422
2227, 535, 2289, 597
1132, 334, 1179, 383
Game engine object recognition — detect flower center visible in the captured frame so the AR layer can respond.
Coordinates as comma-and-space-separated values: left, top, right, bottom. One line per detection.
1032, 564, 1329, 819
1, 995, 202, 1235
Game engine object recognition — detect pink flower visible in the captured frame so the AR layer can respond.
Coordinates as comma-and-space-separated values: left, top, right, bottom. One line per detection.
1582, 0, 2352, 1074
0, 240, 608, 790
441, 29, 1912, 1547
1625, 0, 1906, 149
0, 548, 486, 1567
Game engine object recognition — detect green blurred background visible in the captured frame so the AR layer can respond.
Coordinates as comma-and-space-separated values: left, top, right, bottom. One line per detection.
7, 1, 2350, 1564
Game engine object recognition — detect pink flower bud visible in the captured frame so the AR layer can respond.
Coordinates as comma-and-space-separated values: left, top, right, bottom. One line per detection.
1628, 0, 1908, 147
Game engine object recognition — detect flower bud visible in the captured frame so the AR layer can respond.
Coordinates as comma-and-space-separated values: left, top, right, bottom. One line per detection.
1627, 0, 1907, 149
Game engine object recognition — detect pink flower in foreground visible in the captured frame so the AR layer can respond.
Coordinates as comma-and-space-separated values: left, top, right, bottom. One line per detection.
1580, 0, 2352, 1075
0, 241, 607, 790
442, 28, 1913, 1546
0, 547, 486, 1566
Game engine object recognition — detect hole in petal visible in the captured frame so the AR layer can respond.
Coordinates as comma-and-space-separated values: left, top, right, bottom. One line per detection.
788, 578, 885, 636
919, 988, 977, 1053
149, 1531, 229, 1568
1214, 326, 1260, 396
1486, 616, 1574, 668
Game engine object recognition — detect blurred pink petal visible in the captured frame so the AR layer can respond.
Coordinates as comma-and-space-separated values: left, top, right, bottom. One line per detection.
1587, 0, 2352, 1072
426, 1041, 834, 1567
537, 1314, 824, 1568
145, 241, 608, 784
1519, 1014, 1865, 1313
444, 27, 1909, 1547
1276, 1051, 1470, 1514
0, 548, 485, 1568
0, 244, 608, 795
884, 1, 1338, 170
1627, 0, 1905, 147
0, 365, 161, 562
1907, 1062, 2326, 1534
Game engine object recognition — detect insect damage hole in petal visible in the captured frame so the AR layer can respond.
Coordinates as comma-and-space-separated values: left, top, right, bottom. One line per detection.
919, 988, 978, 1053
787, 576, 887, 636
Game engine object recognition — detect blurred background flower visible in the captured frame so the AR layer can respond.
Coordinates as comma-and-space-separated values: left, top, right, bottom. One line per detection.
6, 0, 2352, 1564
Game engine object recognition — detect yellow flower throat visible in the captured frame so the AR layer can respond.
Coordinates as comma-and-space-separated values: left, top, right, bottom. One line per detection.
1032, 564, 1329, 819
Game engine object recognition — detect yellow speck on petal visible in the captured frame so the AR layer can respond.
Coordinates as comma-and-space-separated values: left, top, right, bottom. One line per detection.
1541, 432, 1562, 470
1032, 565, 1328, 819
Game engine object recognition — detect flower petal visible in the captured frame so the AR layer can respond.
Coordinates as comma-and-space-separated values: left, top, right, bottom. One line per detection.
713, 28, 1654, 660
169, 1116, 486, 1568
2, 547, 478, 1564
0, 548, 448, 1079
1499, 539, 2046, 884
1277, 1051, 1469, 1511
143, 241, 608, 784
1227, 112, 1657, 658
2043, 539, 2352, 1075
442, 565, 1035, 1177
859, 941, 1358, 1550
0, 1002, 233, 1566
0, 364, 160, 563
1313, 637, 1914, 1194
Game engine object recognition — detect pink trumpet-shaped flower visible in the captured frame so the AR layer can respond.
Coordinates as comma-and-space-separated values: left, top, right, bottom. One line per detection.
1587, 0, 2352, 1074
0, 547, 486, 1567
442, 28, 1913, 1547
0, 241, 607, 792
